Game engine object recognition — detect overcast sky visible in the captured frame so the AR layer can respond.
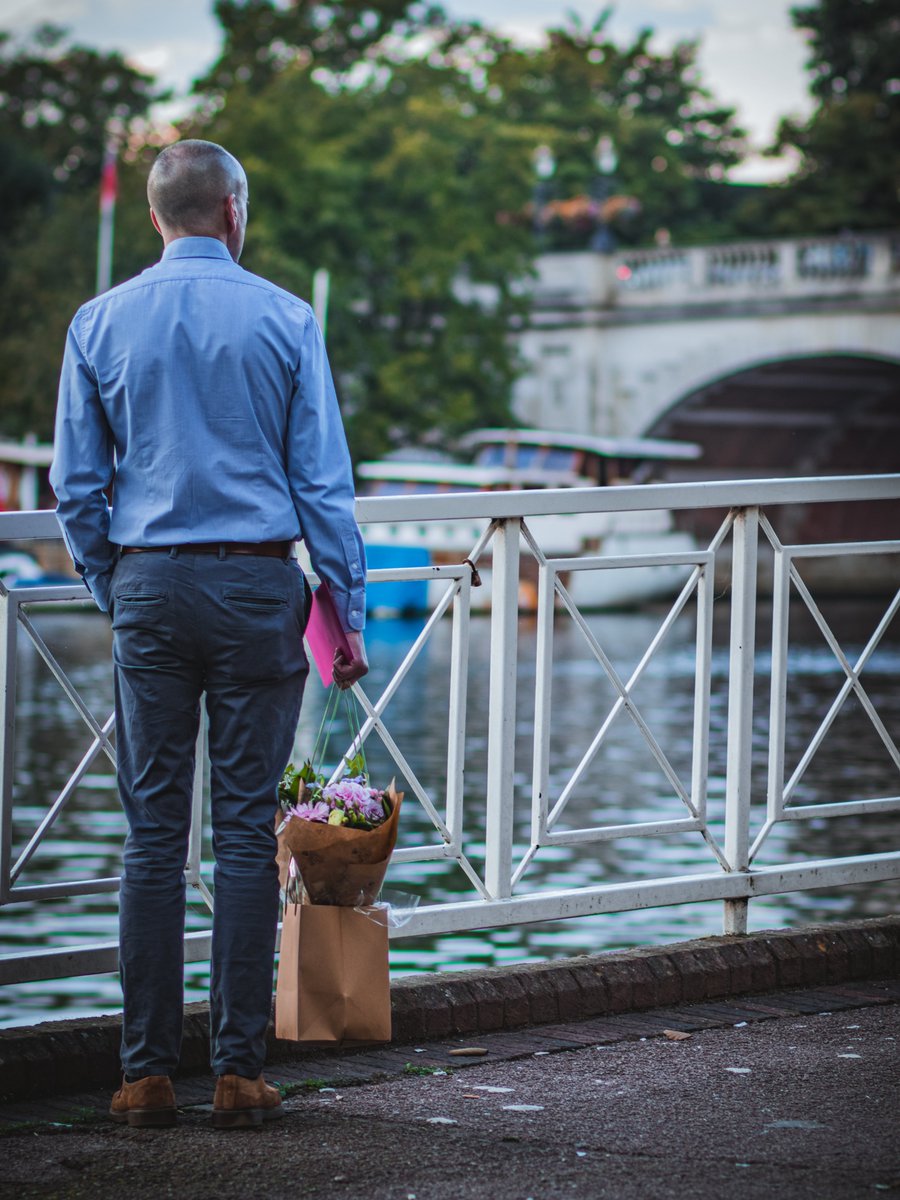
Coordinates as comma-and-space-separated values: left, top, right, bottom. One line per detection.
0, 0, 814, 182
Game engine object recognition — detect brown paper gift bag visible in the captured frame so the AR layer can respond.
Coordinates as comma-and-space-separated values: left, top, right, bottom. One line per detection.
275, 901, 390, 1044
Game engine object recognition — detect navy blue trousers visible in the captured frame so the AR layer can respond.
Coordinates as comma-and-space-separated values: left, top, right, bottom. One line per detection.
111, 549, 308, 1078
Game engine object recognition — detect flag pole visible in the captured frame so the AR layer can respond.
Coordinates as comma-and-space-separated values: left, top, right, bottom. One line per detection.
96, 138, 118, 295
312, 267, 330, 338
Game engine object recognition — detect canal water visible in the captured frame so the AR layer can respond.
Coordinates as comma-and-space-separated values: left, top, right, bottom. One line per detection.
1, 595, 898, 1028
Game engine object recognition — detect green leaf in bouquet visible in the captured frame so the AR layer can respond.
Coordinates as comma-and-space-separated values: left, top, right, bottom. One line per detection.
298, 759, 319, 785
344, 809, 375, 831
345, 750, 366, 778
278, 763, 301, 804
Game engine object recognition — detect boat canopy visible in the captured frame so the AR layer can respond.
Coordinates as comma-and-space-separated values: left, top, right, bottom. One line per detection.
357, 428, 702, 496
459, 428, 702, 461
356, 459, 591, 493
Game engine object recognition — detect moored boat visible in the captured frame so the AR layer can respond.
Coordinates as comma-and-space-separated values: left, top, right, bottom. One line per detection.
357, 428, 702, 614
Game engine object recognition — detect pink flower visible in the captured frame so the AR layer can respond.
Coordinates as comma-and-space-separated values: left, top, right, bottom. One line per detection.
320, 778, 386, 825
358, 791, 385, 822
322, 779, 372, 810
285, 800, 330, 823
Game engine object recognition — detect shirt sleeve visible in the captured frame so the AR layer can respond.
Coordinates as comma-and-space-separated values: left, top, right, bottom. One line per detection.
286, 311, 366, 632
49, 318, 116, 613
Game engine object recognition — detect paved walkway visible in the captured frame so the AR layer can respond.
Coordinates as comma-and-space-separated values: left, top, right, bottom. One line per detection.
1, 978, 897, 1200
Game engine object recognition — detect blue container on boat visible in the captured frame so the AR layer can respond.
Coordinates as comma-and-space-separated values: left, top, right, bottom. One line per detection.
364, 543, 430, 614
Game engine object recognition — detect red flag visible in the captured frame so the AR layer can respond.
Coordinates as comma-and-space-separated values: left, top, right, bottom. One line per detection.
99, 146, 118, 214
96, 140, 117, 293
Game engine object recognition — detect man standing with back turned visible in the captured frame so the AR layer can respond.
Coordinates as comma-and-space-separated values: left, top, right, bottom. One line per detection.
50, 139, 368, 1129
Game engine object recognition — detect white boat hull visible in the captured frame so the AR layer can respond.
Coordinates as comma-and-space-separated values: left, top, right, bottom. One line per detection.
361, 509, 697, 615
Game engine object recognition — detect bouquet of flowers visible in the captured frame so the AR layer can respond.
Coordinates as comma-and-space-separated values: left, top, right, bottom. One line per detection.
276, 691, 402, 907
279, 751, 390, 831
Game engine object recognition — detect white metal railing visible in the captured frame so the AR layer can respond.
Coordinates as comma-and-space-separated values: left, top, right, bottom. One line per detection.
1, 474, 899, 986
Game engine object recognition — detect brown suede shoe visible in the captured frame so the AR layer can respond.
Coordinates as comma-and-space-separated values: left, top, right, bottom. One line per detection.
109, 1075, 177, 1127
212, 1073, 284, 1129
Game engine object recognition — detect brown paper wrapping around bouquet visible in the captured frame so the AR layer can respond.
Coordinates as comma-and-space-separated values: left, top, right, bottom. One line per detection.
278, 781, 403, 906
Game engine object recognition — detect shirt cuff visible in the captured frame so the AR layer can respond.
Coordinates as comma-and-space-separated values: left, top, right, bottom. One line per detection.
329, 585, 366, 632
82, 565, 115, 615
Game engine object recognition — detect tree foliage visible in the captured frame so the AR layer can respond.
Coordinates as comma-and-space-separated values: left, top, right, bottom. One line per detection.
186, 6, 749, 458
0, 24, 163, 192
765, 0, 900, 233
196, 0, 447, 93
195, 53, 535, 459
0, 150, 161, 441
0, 26, 162, 438
478, 13, 747, 247
792, 0, 900, 101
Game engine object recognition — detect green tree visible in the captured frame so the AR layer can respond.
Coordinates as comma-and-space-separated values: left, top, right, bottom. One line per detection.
0, 150, 161, 441
765, 0, 900, 233
0, 26, 163, 439
792, 0, 899, 100
196, 0, 447, 94
478, 12, 747, 247
188, 5, 752, 458
196, 54, 534, 460
0, 24, 163, 191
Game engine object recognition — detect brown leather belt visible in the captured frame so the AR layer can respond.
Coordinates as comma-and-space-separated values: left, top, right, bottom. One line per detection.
121, 541, 292, 558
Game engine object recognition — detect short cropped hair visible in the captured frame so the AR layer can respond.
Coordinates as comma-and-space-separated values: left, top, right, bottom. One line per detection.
147, 139, 245, 232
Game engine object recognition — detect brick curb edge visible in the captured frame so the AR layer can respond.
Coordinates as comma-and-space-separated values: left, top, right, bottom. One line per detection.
2, 915, 898, 1102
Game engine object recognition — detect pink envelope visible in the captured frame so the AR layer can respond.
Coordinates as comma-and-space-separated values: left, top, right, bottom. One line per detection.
305, 580, 353, 688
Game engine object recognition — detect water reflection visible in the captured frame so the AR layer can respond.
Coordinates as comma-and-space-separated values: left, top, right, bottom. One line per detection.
1, 597, 898, 1027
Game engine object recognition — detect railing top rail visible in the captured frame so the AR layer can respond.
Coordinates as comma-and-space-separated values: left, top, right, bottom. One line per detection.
355, 474, 900, 523
2, 475, 898, 540
0, 510, 64, 539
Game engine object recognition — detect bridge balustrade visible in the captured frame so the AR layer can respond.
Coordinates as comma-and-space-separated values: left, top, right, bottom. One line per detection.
614, 232, 899, 306
796, 239, 870, 280
1, 474, 899, 988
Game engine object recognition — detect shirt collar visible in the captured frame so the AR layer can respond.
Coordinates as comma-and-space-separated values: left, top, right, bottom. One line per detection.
161, 237, 235, 263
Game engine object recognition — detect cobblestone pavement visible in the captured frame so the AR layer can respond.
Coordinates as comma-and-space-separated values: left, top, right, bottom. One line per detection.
1, 980, 898, 1200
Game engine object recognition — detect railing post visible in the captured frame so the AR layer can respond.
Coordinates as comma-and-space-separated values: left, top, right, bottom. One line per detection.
690, 245, 707, 291
186, 700, 206, 887
779, 239, 797, 293
868, 236, 891, 287
0, 590, 15, 903
445, 571, 472, 852
484, 518, 520, 899
723, 506, 759, 934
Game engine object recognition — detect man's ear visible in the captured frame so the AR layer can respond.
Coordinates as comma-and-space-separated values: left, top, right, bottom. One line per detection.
150, 208, 163, 236
224, 194, 239, 234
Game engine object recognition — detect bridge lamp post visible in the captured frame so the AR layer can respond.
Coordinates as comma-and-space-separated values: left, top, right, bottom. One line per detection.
531, 143, 556, 246
590, 134, 619, 254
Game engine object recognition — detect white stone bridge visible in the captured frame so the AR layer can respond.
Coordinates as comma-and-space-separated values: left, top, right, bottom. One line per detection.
513, 232, 900, 544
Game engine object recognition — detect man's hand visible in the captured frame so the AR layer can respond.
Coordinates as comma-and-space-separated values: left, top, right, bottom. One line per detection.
333, 630, 368, 690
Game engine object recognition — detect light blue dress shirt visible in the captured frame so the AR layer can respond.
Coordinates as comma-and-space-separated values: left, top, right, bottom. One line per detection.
50, 237, 366, 630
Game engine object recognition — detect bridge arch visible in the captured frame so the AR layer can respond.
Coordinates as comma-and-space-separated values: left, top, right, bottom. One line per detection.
646, 352, 900, 477
604, 304, 900, 437
646, 351, 900, 544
